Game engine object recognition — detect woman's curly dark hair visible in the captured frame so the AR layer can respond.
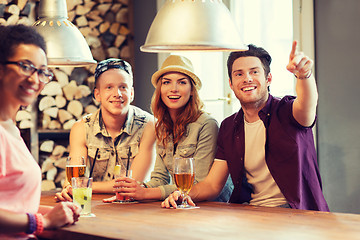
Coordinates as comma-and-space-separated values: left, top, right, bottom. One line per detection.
0, 24, 47, 63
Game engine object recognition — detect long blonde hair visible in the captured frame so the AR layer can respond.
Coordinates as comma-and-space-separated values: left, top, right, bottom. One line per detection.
151, 75, 204, 146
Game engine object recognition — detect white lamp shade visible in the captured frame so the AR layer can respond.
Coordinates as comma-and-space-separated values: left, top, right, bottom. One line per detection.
33, 0, 96, 67
140, 0, 247, 52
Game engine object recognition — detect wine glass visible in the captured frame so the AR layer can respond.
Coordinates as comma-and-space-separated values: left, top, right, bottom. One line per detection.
173, 157, 196, 209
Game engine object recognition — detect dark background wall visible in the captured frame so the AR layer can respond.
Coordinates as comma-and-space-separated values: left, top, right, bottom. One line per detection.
132, 0, 158, 113
315, 0, 360, 213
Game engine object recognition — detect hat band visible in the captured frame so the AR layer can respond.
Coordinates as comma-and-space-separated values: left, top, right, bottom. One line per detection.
94, 59, 132, 81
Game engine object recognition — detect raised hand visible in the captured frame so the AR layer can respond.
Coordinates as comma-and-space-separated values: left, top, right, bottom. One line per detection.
286, 40, 313, 79
288, 40, 318, 127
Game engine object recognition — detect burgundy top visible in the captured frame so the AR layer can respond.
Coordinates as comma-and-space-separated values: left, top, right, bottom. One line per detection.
216, 94, 329, 211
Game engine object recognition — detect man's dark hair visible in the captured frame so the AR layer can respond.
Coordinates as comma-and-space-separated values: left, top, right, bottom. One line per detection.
227, 44, 272, 82
0, 24, 47, 63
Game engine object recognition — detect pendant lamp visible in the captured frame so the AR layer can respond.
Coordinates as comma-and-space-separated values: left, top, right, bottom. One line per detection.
140, 0, 247, 52
33, 0, 96, 67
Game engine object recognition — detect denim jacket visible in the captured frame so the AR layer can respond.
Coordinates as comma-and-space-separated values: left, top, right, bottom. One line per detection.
145, 113, 219, 199
85, 106, 153, 181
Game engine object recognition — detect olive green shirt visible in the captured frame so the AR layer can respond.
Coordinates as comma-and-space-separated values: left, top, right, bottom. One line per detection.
145, 113, 219, 199
84, 106, 153, 182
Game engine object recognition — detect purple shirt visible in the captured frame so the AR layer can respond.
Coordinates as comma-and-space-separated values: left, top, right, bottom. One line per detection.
216, 94, 329, 211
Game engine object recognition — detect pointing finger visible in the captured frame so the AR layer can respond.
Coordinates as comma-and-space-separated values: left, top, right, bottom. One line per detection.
289, 40, 298, 60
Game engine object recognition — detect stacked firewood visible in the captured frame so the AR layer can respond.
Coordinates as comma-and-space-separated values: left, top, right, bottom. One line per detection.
71, 0, 132, 61
0, 0, 132, 60
15, 66, 99, 131
0, 0, 34, 25
39, 139, 68, 191
37, 67, 98, 130
37, 65, 99, 190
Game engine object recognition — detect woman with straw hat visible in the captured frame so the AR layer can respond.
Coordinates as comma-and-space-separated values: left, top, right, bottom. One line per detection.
113, 55, 224, 201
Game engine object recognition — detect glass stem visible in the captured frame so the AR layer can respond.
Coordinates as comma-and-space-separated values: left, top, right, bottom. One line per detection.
181, 193, 188, 207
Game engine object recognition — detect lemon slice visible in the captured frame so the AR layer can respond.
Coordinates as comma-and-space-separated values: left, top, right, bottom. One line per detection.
114, 165, 121, 175
73, 188, 92, 205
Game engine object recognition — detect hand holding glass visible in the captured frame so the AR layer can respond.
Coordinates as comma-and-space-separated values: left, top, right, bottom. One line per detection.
173, 157, 196, 209
114, 165, 132, 203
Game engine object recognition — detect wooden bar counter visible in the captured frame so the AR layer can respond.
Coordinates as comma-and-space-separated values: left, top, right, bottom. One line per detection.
40, 192, 360, 240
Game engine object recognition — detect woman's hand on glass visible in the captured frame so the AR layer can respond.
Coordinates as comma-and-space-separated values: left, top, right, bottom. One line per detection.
161, 190, 196, 209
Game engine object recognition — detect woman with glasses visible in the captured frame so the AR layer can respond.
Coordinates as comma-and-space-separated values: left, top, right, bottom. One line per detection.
0, 24, 81, 239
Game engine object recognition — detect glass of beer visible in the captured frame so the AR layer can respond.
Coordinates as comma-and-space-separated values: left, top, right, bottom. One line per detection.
173, 157, 195, 209
66, 156, 86, 186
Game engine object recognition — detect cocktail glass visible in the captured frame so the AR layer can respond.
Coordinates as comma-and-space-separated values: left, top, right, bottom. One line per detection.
72, 177, 95, 217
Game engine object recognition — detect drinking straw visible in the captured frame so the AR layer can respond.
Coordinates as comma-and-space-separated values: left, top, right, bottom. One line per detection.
126, 146, 131, 177
87, 148, 99, 188
89, 148, 99, 178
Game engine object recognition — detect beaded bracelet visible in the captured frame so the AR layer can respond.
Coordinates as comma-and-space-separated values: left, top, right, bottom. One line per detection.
26, 213, 37, 234
34, 213, 44, 235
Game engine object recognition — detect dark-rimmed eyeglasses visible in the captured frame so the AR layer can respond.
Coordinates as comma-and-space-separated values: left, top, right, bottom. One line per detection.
4, 61, 54, 84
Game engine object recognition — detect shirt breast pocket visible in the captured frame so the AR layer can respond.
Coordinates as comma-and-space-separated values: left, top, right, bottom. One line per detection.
177, 144, 196, 158
117, 144, 139, 166
88, 148, 110, 181
157, 146, 173, 172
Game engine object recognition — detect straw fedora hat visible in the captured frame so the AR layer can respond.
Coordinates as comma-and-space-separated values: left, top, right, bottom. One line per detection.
151, 55, 202, 90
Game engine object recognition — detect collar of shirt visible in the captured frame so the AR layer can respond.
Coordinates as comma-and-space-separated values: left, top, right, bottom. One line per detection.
93, 107, 135, 138
233, 94, 273, 128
